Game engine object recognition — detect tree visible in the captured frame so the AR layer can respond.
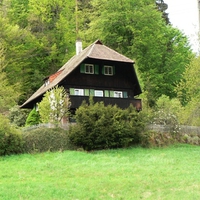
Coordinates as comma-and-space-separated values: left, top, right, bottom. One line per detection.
25, 107, 40, 127
38, 86, 70, 125
79, 0, 193, 106
0, 41, 20, 113
0, 0, 76, 103
175, 55, 200, 125
176, 55, 200, 106
0, 14, 43, 103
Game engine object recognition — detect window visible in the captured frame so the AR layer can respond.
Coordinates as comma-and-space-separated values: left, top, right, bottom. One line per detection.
80, 64, 99, 74
94, 90, 103, 97
74, 89, 84, 96
70, 88, 84, 96
85, 64, 94, 74
104, 66, 113, 75
44, 79, 49, 87
114, 91, 123, 98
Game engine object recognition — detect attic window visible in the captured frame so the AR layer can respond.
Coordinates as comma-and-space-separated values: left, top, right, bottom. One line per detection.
44, 79, 49, 86
80, 64, 99, 74
85, 64, 94, 74
103, 66, 114, 75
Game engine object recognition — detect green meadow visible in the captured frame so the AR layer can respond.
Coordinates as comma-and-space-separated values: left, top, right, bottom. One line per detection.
1, 144, 200, 200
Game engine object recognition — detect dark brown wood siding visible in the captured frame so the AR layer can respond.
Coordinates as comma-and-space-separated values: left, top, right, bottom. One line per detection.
61, 58, 141, 98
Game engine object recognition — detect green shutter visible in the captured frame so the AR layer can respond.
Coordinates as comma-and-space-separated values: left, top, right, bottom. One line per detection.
95, 65, 99, 74
85, 89, 89, 96
70, 88, 74, 95
113, 66, 115, 75
110, 91, 114, 97
102, 66, 105, 74
80, 63, 85, 73
90, 89, 94, 96
105, 90, 109, 97
123, 91, 128, 98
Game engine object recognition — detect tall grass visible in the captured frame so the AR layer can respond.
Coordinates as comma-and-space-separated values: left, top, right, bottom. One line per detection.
0, 144, 200, 199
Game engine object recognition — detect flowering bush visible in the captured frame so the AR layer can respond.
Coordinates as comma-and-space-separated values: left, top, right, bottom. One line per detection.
152, 109, 180, 135
38, 86, 70, 125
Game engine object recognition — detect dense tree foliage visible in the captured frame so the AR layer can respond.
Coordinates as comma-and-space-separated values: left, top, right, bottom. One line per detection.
175, 56, 200, 125
79, 0, 193, 106
0, 0, 76, 103
0, 42, 20, 113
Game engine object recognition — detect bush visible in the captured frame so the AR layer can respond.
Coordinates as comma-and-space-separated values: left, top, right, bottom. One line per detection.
0, 114, 23, 156
69, 100, 145, 151
22, 127, 72, 153
25, 108, 40, 127
9, 105, 29, 127
140, 130, 177, 148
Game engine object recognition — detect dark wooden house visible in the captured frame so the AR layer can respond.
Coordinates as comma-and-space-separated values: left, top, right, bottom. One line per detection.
21, 40, 142, 111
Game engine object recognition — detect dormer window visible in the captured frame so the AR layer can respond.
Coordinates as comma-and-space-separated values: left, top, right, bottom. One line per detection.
85, 64, 94, 74
44, 79, 49, 86
103, 65, 114, 75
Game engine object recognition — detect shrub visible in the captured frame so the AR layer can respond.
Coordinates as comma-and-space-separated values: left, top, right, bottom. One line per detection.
9, 105, 29, 127
140, 130, 176, 148
37, 86, 70, 125
69, 101, 145, 151
25, 108, 40, 127
0, 114, 23, 156
22, 127, 72, 153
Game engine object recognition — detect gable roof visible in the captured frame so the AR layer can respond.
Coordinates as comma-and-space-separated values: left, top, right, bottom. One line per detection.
21, 40, 135, 108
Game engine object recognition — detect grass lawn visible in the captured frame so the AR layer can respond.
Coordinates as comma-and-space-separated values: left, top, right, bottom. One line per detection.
0, 144, 200, 200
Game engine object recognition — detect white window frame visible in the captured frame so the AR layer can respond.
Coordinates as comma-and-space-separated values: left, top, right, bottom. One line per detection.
114, 91, 123, 98
85, 64, 94, 74
104, 65, 113, 75
94, 90, 103, 97
74, 89, 84, 96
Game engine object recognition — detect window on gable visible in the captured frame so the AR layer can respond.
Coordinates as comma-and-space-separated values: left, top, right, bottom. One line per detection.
103, 65, 114, 75
85, 64, 94, 74
80, 64, 99, 74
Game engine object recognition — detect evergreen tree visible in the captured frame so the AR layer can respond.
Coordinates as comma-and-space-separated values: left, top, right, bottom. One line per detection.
25, 107, 40, 126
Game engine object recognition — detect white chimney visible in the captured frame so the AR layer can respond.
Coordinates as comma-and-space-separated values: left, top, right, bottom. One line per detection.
76, 39, 82, 55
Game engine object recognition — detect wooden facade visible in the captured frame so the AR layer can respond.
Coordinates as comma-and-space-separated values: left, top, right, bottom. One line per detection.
21, 40, 142, 111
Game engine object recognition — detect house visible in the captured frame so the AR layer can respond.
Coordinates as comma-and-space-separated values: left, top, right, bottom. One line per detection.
21, 40, 142, 112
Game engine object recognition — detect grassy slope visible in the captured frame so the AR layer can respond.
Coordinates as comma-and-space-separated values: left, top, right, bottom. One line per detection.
0, 144, 200, 200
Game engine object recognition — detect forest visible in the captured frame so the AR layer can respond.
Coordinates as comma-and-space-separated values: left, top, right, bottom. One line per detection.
0, 0, 200, 127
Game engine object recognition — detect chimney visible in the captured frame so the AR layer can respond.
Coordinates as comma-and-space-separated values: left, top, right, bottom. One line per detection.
76, 39, 82, 55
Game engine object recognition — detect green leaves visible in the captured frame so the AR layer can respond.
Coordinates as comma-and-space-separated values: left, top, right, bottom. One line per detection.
69, 100, 145, 150
79, 0, 193, 106
0, 42, 20, 113
38, 86, 70, 125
